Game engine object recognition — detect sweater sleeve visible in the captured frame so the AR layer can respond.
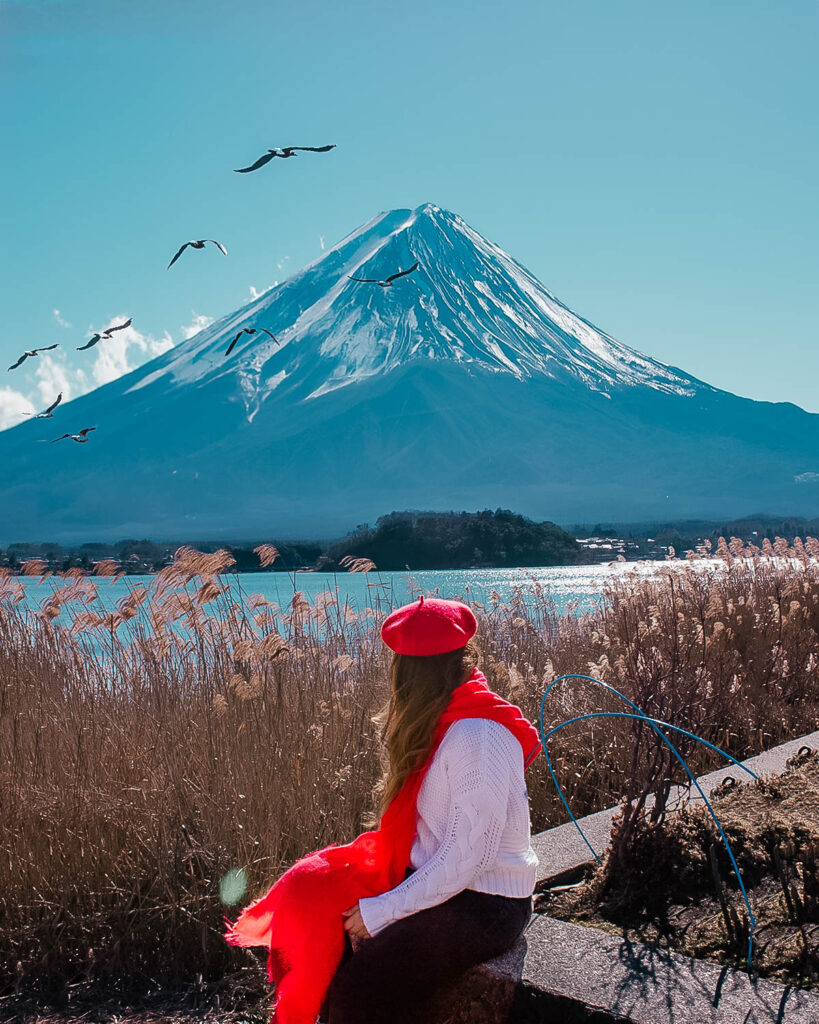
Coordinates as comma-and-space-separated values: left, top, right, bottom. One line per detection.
358, 719, 514, 939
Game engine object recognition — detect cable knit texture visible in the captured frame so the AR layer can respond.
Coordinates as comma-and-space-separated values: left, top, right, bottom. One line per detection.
358, 718, 538, 938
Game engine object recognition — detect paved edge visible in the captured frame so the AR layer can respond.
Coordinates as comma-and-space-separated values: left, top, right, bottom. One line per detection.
515, 916, 819, 1024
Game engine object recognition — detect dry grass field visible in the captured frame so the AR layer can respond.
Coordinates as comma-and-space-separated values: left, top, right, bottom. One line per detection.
2, 537, 819, 1011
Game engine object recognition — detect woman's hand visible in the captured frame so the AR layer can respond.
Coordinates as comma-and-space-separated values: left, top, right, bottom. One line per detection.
341, 903, 371, 941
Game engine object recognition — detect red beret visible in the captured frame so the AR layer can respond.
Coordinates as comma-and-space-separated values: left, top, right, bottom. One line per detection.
381, 595, 477, 656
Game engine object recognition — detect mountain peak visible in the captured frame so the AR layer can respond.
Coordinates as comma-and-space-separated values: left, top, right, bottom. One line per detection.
128, 203, 705, 415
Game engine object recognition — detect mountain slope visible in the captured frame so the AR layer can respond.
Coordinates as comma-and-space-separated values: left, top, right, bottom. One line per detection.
1, 203, 817, 543
121, 203, 707, 410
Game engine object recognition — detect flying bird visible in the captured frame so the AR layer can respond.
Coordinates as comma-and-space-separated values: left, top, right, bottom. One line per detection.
77, 318, 132, 351
234, 145, 336, 173
348, 262, 420, 288
167, 239, 228, 269
51, 427, 96, 444
25, 393, 63, 419
8, 345, 59, 371
224, 327, 279, 357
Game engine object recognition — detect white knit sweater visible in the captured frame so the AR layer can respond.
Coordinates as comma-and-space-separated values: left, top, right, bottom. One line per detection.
358, 717, 539, 939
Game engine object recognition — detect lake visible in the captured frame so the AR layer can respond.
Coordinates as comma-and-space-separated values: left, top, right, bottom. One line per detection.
15, 560, 688, 619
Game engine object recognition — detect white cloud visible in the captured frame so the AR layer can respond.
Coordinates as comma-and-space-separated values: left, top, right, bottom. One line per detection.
0, 311, 199, 432
0, 387, 36, 430
319, 235, 325, 251
150, 332, 176, 357
91, 339, 136, 388
794, 472, 819, 483
35, 352, 88, 404
276, 256, 290, 272
89, 321, 174, 387
249, 284, 275, 301
180, 312, 215, 340
18, 321, 174, 411
52, 308, 72, 328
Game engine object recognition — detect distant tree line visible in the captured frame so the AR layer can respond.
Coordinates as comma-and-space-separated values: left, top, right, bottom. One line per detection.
5, 511, 812, 575
0, 509, 586, 574
0, 538, 323, 574
569, 514, 819, 558
325, 509, 585, 570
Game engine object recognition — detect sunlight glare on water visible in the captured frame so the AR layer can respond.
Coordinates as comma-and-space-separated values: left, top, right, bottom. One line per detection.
15, 560, 720, 621
7, 559, 729, 681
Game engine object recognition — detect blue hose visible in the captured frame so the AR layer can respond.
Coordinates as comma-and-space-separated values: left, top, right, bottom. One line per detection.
538, 673, 757, 967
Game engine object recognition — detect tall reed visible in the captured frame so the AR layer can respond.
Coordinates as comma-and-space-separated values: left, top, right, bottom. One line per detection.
2, 539, 818, 996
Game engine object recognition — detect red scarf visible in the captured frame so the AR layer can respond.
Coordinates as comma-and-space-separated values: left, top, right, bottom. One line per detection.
223, 668, 542, 1024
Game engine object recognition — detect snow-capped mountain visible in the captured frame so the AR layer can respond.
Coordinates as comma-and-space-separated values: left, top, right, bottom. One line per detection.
130, 204, 704, 411
1, 203, 817, 543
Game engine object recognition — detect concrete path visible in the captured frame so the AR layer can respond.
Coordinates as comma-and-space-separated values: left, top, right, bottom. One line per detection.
518, 916, 819, 1023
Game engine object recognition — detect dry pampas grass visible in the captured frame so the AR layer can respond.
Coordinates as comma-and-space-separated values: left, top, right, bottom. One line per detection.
2, 538, 819, 998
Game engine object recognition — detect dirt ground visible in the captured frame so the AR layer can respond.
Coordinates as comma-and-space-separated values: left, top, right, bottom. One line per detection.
537, 749, 819, 990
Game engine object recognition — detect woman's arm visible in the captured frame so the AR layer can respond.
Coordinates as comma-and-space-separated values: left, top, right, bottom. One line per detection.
358, 719, 516, 938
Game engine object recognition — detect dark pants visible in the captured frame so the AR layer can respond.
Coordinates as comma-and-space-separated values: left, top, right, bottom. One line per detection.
318, 867, 532, 1024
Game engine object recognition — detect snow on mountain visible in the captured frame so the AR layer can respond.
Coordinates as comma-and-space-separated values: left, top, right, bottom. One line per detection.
0, 203, 817, 543
125, 204, 706, 415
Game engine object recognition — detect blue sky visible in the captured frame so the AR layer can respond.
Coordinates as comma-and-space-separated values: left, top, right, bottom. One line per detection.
1, 0, 817, 427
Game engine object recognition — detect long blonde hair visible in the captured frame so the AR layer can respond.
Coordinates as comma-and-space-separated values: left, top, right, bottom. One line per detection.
362, 638, 479, 829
